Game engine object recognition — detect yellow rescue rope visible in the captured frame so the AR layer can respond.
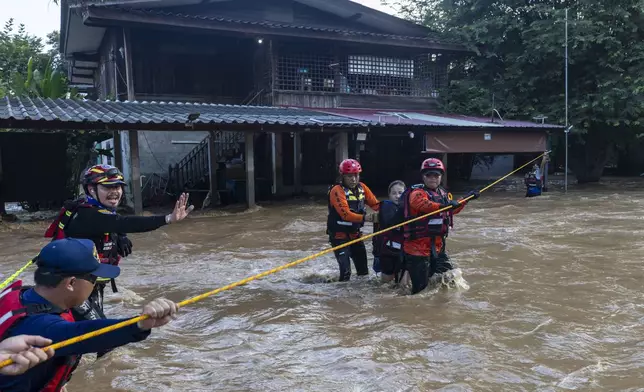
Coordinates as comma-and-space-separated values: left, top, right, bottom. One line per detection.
0, 260, 33, 290
0, 151, 549, 369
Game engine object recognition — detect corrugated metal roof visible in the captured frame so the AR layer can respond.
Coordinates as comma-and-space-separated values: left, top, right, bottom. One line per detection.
313, 108, 564, 129
0, 97, 368, 129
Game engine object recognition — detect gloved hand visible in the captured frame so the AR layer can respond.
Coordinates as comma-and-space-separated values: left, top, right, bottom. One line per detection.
116, 234, 132, 257
441, 200, 461, 209
465, 190, 480, 200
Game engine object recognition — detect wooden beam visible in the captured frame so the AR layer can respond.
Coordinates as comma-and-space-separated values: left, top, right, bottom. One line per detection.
245, 132, 256, 208
70, 53, 100, 63
71, 68, 94, 76
70, 76, 93, 84
110, 28, 119, 99
122, 27, 143, 215
111, 31, 123, 172
123, 28, 135, 100
72, 59, 99, 68
84, 7, 468, 52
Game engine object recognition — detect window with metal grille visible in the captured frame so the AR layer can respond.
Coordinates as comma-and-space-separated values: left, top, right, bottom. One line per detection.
275, 52, 447, 97
347, 55, 413, 78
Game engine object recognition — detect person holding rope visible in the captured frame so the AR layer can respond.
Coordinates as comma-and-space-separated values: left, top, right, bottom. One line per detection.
43, 164, 192, 355
0, 238, 178, 392
401, 158, 479, 294
327, 159, 380, 281
525, 154, 549, 197
0, 335, 54, 376
0, 153, 549, 383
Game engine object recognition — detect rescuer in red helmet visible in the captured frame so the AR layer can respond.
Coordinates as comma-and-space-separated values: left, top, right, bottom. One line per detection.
326, 159, 380, 281
399, 157, 479, 294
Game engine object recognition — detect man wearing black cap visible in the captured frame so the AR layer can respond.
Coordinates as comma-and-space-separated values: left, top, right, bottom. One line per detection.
0, 238, 179, 392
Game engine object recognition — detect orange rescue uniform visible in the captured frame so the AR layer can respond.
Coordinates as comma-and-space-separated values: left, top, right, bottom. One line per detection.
402, 188, 465, 256
327, 182, 380, 240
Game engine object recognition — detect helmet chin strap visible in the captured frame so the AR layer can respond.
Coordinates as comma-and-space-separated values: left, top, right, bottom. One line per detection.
423, 179, 440, 190
89, 185, 121, 211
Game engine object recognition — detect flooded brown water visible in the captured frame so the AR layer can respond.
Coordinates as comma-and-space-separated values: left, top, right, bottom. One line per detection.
2, 178, 644, 391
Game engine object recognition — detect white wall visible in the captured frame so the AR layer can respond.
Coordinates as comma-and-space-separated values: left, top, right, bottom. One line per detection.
97, 130, 209, 176
96, 130, 209, 205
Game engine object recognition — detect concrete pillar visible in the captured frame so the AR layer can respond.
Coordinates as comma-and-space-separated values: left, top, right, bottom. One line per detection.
245, 132, 256, 208
119, 131, 131, 201
442, 153, 448, 188
272, 132, 283, 195
207, 130, 220, 206
335, 132, 349, 166
293, 132, 302, 193
128, 132, 143, 214
122, 27, 142, 215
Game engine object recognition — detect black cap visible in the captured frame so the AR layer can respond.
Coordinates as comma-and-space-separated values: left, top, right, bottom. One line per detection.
36, 238, 120, 279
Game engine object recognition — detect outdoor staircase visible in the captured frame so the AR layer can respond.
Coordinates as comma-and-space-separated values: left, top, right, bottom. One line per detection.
167, 130, 245, 198
144, 90, 264, 207
141, 173, 170, 207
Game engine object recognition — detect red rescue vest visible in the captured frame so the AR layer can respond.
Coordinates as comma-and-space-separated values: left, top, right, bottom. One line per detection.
0, 280, 80, 392
402, 185, 453, 241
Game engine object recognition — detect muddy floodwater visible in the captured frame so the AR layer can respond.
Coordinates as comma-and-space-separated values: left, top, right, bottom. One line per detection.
2, 179, 644, 391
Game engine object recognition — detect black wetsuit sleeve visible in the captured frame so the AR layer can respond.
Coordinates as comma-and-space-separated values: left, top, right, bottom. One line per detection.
65, 207, 167, 237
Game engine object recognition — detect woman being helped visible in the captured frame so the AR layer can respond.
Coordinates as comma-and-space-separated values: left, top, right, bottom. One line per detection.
372, 181, 406, 283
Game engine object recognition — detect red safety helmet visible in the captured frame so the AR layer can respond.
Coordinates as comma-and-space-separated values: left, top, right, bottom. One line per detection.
82, 164, 126, 186
420, 158, 445, 174
339, 159, 362, 174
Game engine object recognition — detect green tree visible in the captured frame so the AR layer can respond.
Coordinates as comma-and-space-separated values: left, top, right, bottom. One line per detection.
10, 56, 69, 98
0, 19, 49, 95
390, 0, 644, 182
45, 30, 68, 76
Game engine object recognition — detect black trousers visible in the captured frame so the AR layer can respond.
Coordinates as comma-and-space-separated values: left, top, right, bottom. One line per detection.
330, 236, 369, 281
380, 252, 403, 277
403, 252, 455, 294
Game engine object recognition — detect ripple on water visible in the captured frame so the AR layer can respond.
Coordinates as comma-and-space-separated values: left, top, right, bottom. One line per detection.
4, 186, 644, 391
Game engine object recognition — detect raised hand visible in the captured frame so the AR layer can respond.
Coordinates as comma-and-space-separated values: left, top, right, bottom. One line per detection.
167, 193, 195, 223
